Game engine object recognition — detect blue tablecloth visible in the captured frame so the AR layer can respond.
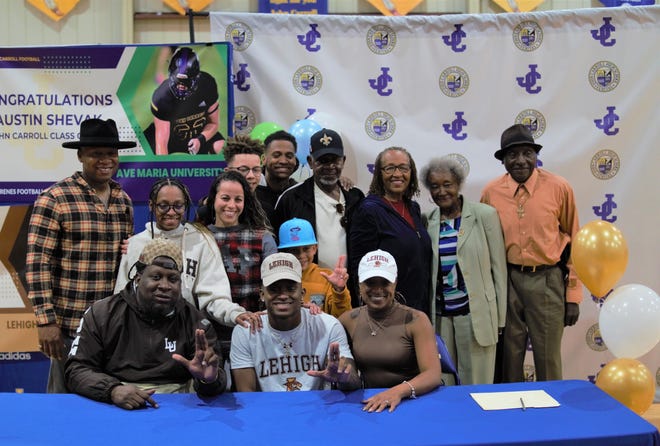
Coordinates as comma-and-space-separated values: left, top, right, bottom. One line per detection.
0, 380, 657, 445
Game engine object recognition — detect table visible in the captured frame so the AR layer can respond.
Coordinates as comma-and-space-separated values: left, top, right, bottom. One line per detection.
643, 404, 660, 432
1, 380, 658, 446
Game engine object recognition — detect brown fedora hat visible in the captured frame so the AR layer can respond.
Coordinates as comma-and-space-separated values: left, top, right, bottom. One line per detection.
494, 124, 542, 161
62, 118, 137, 149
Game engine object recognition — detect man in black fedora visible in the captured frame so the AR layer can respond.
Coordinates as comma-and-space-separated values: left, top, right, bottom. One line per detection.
481, 124, 582, 383
27, 118, 136, 393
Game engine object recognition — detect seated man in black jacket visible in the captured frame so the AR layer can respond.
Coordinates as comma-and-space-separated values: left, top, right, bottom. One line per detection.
65, 239, 226, 410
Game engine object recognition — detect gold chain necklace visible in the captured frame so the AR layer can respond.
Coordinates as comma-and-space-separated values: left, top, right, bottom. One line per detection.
363, 303, 397, 336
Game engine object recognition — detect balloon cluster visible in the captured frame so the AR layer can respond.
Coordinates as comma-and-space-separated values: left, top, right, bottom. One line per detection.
572, 220, 658, 415
248, 113, 337, 169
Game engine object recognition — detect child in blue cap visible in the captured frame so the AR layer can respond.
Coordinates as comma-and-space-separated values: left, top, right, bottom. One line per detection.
278, 218, 352, 318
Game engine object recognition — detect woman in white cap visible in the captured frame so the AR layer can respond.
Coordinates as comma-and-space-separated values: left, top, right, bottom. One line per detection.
338, 249, 442, 413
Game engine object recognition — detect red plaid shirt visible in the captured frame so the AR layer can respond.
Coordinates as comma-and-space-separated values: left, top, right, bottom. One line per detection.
26, 172, 133, 337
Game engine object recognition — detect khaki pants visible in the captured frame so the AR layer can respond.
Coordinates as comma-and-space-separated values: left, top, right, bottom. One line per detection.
439, 313, 496, 385
502, 266, 565, 382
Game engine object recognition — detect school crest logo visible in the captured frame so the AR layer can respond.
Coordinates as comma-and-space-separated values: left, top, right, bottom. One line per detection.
445, 153, 470, 177
233, 106, 256, 135
293, 65, 323, 96
366, 25, 397, 55
225, 22, 254, 51
586, 323, 607, 352
513, 21, 543, 52
439, 66, 470, 98
515, 109, 546, 139
590, 149, 620, 180
365, 111, 396, 141
588, 61, 620, 92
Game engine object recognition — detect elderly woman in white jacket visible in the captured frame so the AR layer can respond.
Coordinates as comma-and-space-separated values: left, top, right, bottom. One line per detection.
115, 178, 262, 330
421, 157, 507, 385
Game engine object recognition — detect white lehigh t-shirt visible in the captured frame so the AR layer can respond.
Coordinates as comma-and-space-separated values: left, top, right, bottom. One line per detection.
230, 309, 353, 391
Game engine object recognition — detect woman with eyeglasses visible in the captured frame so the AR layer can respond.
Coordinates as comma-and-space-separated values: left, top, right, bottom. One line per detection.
115, 178, 262, 331
348, 147, 432, 316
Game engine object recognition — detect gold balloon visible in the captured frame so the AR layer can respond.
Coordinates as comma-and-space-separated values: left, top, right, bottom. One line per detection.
595, 358, 655, 415
571, 220, 628, 298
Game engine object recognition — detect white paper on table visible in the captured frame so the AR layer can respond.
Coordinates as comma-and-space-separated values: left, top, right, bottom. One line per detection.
470, 390, 561, 411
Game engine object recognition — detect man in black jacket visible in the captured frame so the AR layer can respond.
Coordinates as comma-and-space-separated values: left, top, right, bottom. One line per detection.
65, 239, 226, 410
272, 128, 364, 306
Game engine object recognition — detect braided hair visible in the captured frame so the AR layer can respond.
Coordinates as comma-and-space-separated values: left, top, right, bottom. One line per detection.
222, 134, 265, 165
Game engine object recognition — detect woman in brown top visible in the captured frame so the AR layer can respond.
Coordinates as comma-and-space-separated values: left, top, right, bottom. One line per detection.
339, 249, 442, 413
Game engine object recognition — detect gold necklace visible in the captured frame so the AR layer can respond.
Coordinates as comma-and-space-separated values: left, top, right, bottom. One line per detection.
363, 303, 397, 336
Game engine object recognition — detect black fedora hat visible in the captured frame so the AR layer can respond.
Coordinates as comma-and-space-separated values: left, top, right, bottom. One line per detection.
62, 118, 137, 149
494, 124, 542, 161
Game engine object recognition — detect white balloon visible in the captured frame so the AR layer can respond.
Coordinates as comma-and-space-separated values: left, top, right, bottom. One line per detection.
599, 283, 660, 359
308, 111, 339, 131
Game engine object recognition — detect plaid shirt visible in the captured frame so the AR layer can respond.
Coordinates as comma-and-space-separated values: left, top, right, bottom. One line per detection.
208, 226, 271, 313
26, 172, 133, 337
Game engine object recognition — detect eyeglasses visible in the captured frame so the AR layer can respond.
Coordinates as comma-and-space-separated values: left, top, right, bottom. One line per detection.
155, 202, 186, 213
381, 164, 411, 174
227, 166, 263, 176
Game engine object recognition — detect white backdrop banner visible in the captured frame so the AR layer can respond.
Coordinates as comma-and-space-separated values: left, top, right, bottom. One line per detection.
211, 7, 660, 386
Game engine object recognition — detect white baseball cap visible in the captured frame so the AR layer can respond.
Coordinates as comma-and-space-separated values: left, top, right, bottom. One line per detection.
261, 252, 302, 287
358, 249, 398, 283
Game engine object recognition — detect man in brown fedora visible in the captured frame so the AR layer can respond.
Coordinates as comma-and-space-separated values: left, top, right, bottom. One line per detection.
481, 124, 582, 383
26, 118, 135, 393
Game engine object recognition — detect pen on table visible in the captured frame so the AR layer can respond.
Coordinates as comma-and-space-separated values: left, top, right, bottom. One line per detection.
520, 397, 526, 411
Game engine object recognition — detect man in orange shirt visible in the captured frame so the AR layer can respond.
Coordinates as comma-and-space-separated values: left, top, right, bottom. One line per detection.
481, 124, 582, 382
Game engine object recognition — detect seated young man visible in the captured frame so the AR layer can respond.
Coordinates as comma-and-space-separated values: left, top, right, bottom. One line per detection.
230, 252, 361, 392
65, 239, 226, 410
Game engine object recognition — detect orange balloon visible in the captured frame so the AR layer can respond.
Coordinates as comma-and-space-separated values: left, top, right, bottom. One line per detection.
571, 221, 628, 298
595, 358, 655, 415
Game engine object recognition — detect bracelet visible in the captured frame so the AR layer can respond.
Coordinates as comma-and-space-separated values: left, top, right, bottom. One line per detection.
196, 134, 207, 145
403, 380, 417, 399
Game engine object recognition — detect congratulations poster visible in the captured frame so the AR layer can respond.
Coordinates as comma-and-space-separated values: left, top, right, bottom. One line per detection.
0, 43, 232, 386
0, 43, 232, 205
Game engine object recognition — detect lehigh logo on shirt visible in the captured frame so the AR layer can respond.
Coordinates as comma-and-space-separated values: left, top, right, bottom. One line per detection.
284, 377, 303, 391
